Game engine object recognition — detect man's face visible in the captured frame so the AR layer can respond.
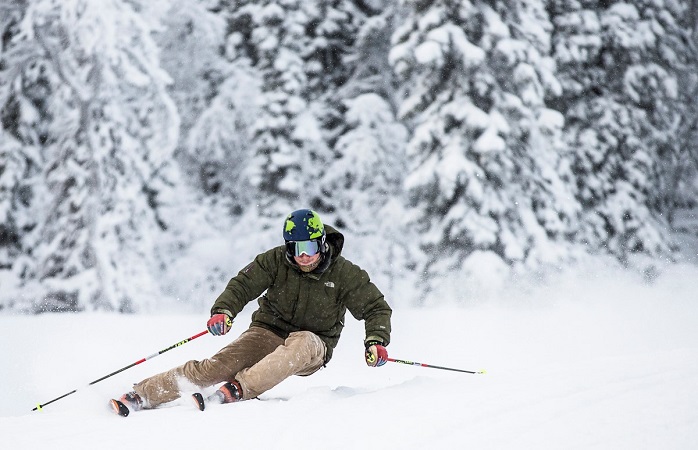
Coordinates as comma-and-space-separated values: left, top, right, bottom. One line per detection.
293, 252, 320, 268
286, 238, 323, 272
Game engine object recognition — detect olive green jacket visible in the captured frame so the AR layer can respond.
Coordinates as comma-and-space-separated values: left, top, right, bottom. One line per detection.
211, 225, 392, 363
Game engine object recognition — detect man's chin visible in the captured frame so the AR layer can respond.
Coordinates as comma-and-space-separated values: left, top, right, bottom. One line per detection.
297, 258, 321, 272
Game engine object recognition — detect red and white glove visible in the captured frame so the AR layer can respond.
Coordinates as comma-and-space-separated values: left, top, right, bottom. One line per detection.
207, 313, 232, 336
365, 340, 388, 367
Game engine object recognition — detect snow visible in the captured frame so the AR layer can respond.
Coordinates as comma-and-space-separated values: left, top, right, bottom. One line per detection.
414, 39, 442, 65
2, 3, 698, 446
2, 262, 697, 449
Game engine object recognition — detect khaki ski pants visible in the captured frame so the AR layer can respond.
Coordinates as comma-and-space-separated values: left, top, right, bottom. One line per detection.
133, 326, 326, 407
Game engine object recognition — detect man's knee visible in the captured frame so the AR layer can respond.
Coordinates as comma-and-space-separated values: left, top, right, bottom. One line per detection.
286, 331, 326, 362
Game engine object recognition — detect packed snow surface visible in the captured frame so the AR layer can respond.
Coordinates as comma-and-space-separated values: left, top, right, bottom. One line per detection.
2, 264, 697, 449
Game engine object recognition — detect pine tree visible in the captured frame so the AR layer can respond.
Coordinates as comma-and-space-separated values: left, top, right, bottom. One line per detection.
320, 94, 406, 231
221, 0, 374, 220
0, 134, 30, 311
316, 3, 405, 219
550, 0, 690, 261
155, 0, 228, 138
185, 64, 261, 215
656, 0, 698, 220
319, 93, 409, 294
0, 0, 52, 310
3, 0, 180, 312
154, 0, 260, 216
224, 0, 321, 219
392, 0, 578, 301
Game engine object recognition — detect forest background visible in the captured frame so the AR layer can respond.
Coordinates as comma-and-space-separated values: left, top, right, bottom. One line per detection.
1, 0, 698, 314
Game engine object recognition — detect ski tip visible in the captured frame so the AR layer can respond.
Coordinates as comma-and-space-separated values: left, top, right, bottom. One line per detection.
109, 399, 130, 417
192, 393, 205, 411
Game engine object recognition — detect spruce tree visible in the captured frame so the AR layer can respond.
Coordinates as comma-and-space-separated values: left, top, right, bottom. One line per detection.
225, 0, 319, 219
550, 0, 690, 260
222, 0, 369, 220
155, 0, 259, 216
3, 0, 180, 312
392, 0, 578, 301
0, 1, 52, 310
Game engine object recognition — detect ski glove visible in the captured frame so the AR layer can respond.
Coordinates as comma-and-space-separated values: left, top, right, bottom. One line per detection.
365, 340, 388, 367
207, 313, 232, 336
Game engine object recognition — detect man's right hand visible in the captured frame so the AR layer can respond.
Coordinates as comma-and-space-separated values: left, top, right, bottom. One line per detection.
365, 341, 388, 367
207, 313, 232, 336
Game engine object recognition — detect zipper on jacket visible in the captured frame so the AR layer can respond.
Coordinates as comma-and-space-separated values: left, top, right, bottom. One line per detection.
291, 274, 304, 319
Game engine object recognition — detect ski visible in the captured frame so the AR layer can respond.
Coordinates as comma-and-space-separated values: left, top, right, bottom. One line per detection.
109, 399, 130, 417
192, 391, 288, 411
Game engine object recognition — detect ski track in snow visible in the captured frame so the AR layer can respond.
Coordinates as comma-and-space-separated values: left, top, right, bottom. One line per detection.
2, 270, 698, 450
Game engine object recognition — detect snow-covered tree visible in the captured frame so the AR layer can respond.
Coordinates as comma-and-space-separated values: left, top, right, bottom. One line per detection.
2, 0, 180, 312
321, 94, 406, 233
153, 0, 255, 213
318, 93, 409, 296
391, 0, 579, 302
220, 1, 321, 220
0, 133, 33, 311
0, 0, 52, 310
337, 7, 401, 100
184, 64, 261, 216
220, 1, 376, 220
550, 0, 689, 260
302, 0, 365, 98
307, 3, 403, 213
641, 0, 698, 226
664, 1, 698, 216
155, 0, 228, 138
3, 0, 698, 314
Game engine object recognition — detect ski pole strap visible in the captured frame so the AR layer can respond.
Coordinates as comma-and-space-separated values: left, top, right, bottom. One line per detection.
387, 357, 485, 374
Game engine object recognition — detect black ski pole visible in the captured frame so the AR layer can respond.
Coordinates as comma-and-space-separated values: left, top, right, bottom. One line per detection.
387, 357, 485, 374
32, 329, 209, 411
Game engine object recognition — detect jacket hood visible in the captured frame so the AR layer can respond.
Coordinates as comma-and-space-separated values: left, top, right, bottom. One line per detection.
324, 224, 344, 258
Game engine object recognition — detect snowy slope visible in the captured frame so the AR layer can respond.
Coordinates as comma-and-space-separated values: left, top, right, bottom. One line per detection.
2, 264, 698, 450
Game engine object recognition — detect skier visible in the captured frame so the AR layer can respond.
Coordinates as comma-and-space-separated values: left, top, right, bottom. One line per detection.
111, 209, 392, 414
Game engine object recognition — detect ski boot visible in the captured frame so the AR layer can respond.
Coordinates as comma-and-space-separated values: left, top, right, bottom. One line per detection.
192, 380, 243, 411
109, 391, 144, 417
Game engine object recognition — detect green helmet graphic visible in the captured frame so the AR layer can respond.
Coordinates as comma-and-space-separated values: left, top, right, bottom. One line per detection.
283, 209, 325, 241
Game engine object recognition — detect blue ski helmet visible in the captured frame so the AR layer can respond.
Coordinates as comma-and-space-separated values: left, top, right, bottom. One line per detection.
283, 209, 325, 242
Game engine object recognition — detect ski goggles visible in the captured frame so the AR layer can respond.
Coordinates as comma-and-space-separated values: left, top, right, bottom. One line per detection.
285, 239, 322, 257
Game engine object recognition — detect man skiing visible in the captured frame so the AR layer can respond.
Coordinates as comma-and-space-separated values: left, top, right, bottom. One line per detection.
111, 209, 392, 415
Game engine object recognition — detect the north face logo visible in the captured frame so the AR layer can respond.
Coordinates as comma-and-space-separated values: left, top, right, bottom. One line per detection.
324, 281, 335, 288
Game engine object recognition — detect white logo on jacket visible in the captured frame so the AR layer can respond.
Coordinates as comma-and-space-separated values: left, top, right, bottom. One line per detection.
324, 281, 335, 288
